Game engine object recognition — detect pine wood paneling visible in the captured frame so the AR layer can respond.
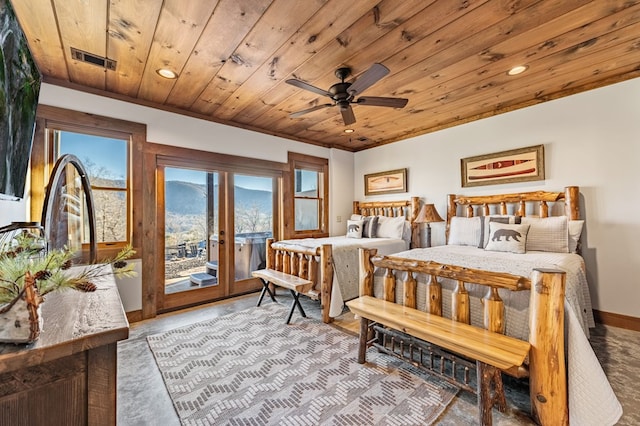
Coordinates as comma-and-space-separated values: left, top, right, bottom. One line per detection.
13, 0, 640, 151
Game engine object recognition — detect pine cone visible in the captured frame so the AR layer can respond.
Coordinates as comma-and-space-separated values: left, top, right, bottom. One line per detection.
113, 260, 127, 269
75, 281, 97, 292
34, 270, 52, 281
61, 259, 73, 270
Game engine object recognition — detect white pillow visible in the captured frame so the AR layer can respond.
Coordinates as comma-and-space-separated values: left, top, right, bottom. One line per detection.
484, 222, 530, 254
569, 220, 584, 253
376, 215, 405, 239
346, 219, 364, 238
520, 216, 569, 253
350, 214, 363, 220
447, 216, 482, 247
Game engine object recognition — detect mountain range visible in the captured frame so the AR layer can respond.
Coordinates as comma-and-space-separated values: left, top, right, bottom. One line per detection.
165, 181, 272, 215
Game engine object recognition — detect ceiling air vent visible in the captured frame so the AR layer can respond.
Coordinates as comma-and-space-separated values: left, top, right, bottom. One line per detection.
70, 47, 117, 71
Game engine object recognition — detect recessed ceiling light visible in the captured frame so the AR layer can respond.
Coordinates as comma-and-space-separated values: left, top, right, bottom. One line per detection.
507, 65, 528, 76
344, 128, 355, 133
156, 68, 178, 79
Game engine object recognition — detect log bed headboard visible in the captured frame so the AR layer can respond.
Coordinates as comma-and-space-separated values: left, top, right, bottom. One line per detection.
445, 186, 580, 242
354, 196, 421, 248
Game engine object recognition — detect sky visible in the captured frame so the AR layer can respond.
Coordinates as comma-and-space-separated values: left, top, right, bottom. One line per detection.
58, 131, 273, 191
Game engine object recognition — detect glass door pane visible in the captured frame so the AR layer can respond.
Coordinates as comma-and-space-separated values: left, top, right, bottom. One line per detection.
231, 174, 274, 294
163, 167, 221, 297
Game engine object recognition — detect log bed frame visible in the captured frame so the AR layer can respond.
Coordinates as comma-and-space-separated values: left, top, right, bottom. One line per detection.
263, 197, 421, 324
353, 186, 580, 425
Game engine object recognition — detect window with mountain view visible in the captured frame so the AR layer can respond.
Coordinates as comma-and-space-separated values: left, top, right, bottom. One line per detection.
54, 130, 129, 244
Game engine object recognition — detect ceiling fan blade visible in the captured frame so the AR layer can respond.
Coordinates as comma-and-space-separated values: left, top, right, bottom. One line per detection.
285, 79, 332, 97
290, 103, 333, 118
347, 63, 390, 97
357, 96, 408, 108
340, 104, 356, 125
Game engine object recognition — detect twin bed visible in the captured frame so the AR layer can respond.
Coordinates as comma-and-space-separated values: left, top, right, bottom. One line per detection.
265, 197, 420, 323
266, 186, 621, 425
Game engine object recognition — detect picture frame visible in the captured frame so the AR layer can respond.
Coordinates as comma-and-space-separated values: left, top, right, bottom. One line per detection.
364, 168, 407, 196
461, 144, 544, 187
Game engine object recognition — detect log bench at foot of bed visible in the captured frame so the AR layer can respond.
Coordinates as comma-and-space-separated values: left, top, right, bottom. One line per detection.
356, 248, 569, 426
347, 295, 530, 426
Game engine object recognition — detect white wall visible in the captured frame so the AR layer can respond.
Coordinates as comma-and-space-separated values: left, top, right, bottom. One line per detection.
0, 198, 27, 225
329, 149, 355, 235
354, 77, 640, 318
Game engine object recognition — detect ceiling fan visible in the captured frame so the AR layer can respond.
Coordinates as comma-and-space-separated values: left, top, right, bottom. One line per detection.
286, 63, 408, 126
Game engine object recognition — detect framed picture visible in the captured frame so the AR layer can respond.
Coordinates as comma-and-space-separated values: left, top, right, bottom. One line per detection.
364, 168, 407, 196
461, 145, 544, 187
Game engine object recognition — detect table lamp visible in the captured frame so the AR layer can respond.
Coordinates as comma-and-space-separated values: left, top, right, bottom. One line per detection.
415, 203, 444, 247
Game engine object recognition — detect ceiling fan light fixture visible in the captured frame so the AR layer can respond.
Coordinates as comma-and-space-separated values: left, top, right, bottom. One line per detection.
156, 68, 178, 79
286, 63, 407, 126
507, 65, 528, 76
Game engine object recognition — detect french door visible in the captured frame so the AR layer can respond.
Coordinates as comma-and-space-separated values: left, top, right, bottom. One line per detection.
157, 162, 276, 311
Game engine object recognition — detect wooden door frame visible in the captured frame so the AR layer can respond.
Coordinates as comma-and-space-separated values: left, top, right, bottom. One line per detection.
144, 142, 287, 317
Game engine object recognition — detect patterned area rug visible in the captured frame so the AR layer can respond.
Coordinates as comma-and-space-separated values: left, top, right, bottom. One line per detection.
147, 303, 458, 425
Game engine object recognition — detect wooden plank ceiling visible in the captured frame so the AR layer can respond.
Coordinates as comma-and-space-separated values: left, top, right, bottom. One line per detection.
11, 0, 640, 152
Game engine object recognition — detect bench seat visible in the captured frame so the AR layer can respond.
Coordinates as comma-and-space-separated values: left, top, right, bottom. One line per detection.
347, 295, 531, 425
347, 296, 530, 371
252, 269, 313, 324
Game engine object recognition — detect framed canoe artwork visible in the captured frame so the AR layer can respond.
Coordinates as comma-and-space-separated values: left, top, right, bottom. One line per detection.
364, 168, 407, 196
461, 145, 544, 187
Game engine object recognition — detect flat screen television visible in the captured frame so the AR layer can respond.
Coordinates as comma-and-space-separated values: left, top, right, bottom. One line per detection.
0, 0, 41, 200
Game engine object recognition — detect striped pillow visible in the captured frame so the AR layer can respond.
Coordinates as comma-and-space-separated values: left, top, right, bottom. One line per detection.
362, 216, 378, 238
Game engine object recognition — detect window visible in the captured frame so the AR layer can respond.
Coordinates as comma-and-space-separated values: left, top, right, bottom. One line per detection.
54, 130, 129, 244
31, 106, 145, 259
294, 169, 321, 231
287, 153, 328, 238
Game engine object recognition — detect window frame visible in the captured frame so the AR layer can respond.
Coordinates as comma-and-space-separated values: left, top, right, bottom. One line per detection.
51, 128, 131, 246
285, 152, 329, 239
31, 105, 146, 259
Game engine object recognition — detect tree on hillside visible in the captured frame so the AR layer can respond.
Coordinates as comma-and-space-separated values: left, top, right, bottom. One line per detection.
235, 201, 271, 234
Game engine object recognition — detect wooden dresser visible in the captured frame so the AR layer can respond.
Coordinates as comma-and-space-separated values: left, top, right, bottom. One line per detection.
0, 269, 129, 425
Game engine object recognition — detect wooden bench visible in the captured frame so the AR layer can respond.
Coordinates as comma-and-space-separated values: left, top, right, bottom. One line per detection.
252, 269, 313, 324
347, 296, 530, 425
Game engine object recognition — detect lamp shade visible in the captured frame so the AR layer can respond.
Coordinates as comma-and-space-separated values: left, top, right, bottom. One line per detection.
415, 204, 444, 224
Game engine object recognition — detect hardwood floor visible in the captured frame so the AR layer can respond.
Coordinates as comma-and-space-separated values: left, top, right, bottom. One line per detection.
117, 291, 639, 425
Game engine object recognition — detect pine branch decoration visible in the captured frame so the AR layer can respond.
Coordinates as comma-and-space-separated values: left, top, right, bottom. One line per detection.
0, 243, 137, 305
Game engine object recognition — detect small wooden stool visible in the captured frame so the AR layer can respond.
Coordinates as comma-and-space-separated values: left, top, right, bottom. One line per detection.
252, 269, 313, 324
